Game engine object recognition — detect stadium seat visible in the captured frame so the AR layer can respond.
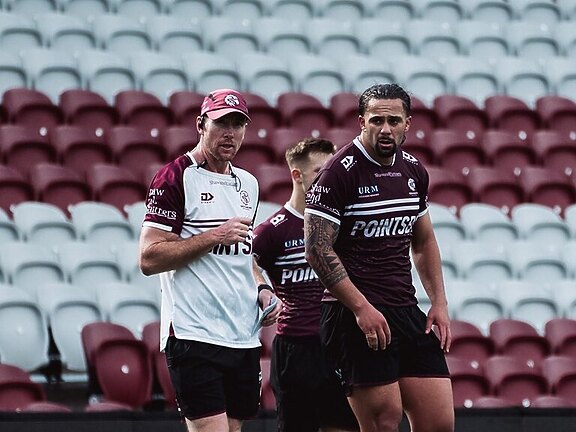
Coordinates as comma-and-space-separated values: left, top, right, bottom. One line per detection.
507, 240, 567, 283
2, 88, 63, 136
322, 127, 358, 149
329, 92, 360, 131
470, 395, 515, 408
112, 241, 160, 303
432, 94, 488, 141
484, 95, 541, 142
413, 0, 464, 22
234, 128, 275, 173
59, 0, 112, 20
428, 129, 484, 174
123, 201, 146, 237
554, 21, 576, 58
141, 320, 176, 408
505, 21, 560, 63
531, 130, 576, 175
242, 92, 283, 139
508, 0, 562, 24
168, 90, 204, 127
316, 0, 365, 20
92, 14, 152, 54
305, 17, 361, 60
365, 0, 415, 21
489, 319, 550, 367
202, 16, 259, 58
84, 400, 133, 411
545, 318, 576, 357
81, 320, 136, 395
35, 282, 103, 372
459, 203, 518, 242
535, 96, 576, 138
159, 125, 196, 160
492, 56, 551, 109
391, 56, 448, 107
565, 204, 576, 238
34, 12, 96, 55
455, 20, 509, 64
0, 241, 65, 294
4, 0, 57, 13
483, 355, 547, 407
446, 356, 490, 408
20, 48, 82, 104
50, 124, 112, 176
87, 164, 147, 213
463, 0, 514, 23
0, 12, 43, 55
287, 53, 346, 107
106, 125, 166, 179
0, 363, 45, 411
561, 241, 576, 279
0, 125, 56, 176
29, 163, 91, 213
407, 95, 438, 146
162, 0, 213, 18
254, 163, 292, 205
355, 19, 411, 58
264, 0, 314, 19
465, 166, 524, 213
114, 90, 174, 137
481, 130, 536, 175
95, 281, 160, 338
407, 19, 461, 61
77, 50, 136, 105
530, 394, 575, 408
427, 202, 466, 247
22, 401, 73, 412
448, 320, 495, 368
57, 241, 123, 287
127, 52, 188, 106
11, 201, 76, 245
145, 15, 203, 56
510, 197, 554, 236
254, 17, 311, 60
58, 90, 119, 137
336, 54, 395, 97
181, 51, 241, 95
234, 53, 294, 106
114, 0, 162, 19
68, 201, 134, 244
451, 241, 513, 284
516, 166, 576, 215
269, 127, 310, 164
0, 284, 50, 371
542, 355, 576, 402
0, 164, 33, 213
554, 280, 576, 320
0, 207, 19, 243
276, 93, 334, 137
446, 280, 505, 335
426, 166, 473, 212
498, 280, 559, 334
213, 0, 265, 19
0, 51, 27, 97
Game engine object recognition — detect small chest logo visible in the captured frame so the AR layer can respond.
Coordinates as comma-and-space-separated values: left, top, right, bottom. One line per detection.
408, 178, 416, 192
201, 192, 214, 202
341, 155, 355, 171
240, 190, 250, 206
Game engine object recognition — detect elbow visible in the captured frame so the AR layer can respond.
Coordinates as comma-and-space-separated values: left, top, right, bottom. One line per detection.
139, 253, 158, 276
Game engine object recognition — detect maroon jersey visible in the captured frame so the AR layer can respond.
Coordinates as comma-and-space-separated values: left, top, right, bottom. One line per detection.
305, 138, 429, 307
253, 204, 323, 337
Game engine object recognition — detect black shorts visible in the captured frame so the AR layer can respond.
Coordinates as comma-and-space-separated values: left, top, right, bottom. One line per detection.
271, 334, 358, 432
165, 336, 262, 420
320, 303, 450, 394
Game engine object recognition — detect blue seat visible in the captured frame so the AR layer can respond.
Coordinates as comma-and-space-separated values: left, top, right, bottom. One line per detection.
145, 15, 204, 55
181, 51, 241, 95
34, 12, 96, 55
0, 11, 42, 55
462, 0, 514, 23
355, 18, 411, 57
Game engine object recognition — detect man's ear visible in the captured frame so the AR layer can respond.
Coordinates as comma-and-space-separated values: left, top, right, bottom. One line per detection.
291, 167, 302, 183
196, 116, 204, 134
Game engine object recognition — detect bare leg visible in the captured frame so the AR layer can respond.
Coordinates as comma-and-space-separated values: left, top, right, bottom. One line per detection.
347, 383, 404, 432
400, 377, 454, 432
185, 413, 243, 432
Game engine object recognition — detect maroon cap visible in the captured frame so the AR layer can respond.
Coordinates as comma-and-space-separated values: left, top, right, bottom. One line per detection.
200, 89, 251, 121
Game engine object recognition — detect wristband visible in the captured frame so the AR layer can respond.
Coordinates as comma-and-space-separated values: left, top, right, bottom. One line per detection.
258, 283, 274, 294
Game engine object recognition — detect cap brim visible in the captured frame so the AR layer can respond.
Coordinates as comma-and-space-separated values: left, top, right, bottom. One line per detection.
205, 108, 251, 121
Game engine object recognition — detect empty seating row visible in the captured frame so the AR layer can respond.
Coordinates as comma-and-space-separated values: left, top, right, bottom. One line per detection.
1, 0, 574, 23
1, 40, 576, 107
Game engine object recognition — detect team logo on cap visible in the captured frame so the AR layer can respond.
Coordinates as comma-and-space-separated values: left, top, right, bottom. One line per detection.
224, 94, 240, 107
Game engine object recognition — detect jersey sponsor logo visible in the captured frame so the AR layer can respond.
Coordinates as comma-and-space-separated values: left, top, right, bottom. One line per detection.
408, 178, 416, 192
358, 185, 379, 197
212, 233, 253, 255
341, 155, 356, 171
200, 192, 214, 202
146, 203, 177, 220
306, 183, 330, 205
402, 151, 418, 164
240, 190, 250, 206
149, 188, 165, 196
284, 238, 305, 248
350, 216, 417, 237
374, 171, 401, 178
269, 214, 286, 226
280, 266, 318, 284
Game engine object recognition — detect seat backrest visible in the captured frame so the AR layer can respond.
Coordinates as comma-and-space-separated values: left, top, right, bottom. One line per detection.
10, 201, 76, 246
68, 201, 134, 244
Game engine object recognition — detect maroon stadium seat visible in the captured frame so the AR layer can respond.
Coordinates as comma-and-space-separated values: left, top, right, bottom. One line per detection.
465, 166, 524, 213
87, 163, 147, 211
517, 166, 576, 214
234, 127, 275, 174
0, 124, 56, 176
489, 319, 550, 367
0, 364, 45, 411
0, 164, 33, 212
243, 92, 282, 139
449, 320, 495, 368
433, 94, 488, 140
429, 129, 485, 175
254, 163, 292, 205
426, 166, 473, 212
484, 95, 541, 142
277, 92, 334, 137
114, 90, 174, 135
159, 125, 197, 160
545, 318, 576, 357
2, 88, 63, 136
446, 356, 490, 408
269, 127, 310, 165
329, 92, 359, 130
168, 90, 205, 127
59, 89, 119, 136
481, 130, 536, 175
535, 95, 576, 137
542, 355, 576, 402
531, 130, 576, 175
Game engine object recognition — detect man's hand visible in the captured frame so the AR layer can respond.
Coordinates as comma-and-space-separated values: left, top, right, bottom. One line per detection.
214, 217, 252, 245
258, 289, 282, 327
355, 303, 391, 351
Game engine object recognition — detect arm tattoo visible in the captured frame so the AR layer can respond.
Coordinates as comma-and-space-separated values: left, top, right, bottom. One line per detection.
304, 214, 348, 288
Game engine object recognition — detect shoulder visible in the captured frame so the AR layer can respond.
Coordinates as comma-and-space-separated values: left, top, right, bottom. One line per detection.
255, 206, 290, 235
398, 149, 428, 177
150, 154, 194, 186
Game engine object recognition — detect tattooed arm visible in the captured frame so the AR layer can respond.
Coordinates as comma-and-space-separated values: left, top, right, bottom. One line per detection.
304, 212, 391, 349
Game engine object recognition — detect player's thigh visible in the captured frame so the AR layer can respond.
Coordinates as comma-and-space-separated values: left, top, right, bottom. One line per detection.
347, 382, 403, 432
400, 377, 454, 432
184, 412, 229, 432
